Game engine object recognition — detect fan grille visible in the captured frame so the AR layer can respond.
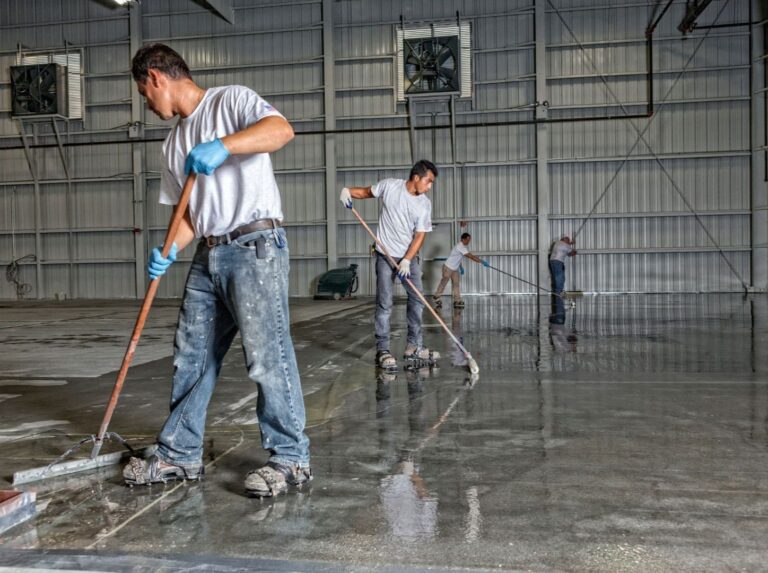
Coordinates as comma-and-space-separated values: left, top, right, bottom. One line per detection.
403, 36, 460, 95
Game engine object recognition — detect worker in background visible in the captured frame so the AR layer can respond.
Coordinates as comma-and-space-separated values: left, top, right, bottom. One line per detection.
431, 232, 488, 309
549, 235, 577, 295
124, 43, 311, 498
340, 160, 441, 372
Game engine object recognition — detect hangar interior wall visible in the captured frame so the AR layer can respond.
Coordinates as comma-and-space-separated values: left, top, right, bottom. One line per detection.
0, 0, 764, 298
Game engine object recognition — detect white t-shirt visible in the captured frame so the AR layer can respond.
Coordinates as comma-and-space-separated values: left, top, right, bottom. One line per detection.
445, 240, 469, 270
371, 179, 432, 258
550, 240, 573, 262
160, 85, 285, 238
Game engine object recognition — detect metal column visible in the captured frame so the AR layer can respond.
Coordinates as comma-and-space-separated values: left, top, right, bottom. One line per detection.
535, 0, 551, 293
752, 0, 767, 291
323, 0, 338, 270
16, 119, 43, 298
129, 2, 146, 298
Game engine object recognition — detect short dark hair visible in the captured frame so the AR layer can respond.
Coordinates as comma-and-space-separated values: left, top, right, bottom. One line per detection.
409, 159, 438, 180
461, 233, 471, 241
132, 43, 192, 82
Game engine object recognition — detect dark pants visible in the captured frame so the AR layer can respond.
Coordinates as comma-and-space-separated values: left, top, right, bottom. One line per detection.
549, 260, 566, 294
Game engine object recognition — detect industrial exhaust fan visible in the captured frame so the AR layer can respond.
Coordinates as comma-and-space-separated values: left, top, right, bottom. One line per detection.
396, 22, 471, 101
10, 63, 68, 117
404, 36, 460, 95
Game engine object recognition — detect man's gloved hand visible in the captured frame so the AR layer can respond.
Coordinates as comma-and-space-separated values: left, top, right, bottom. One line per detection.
148, 242, 178, 280
340, 187, 352, 209
397, 258, 411, 279
481, 259, 490, 268
185, 139, 230, 175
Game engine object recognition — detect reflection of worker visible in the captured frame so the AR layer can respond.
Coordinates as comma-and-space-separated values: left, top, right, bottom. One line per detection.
549, 236, 577, 294
549, 322, 578, 353
432, 233, 488, 309
377, 368, 437, 539
450, 308, 468, 367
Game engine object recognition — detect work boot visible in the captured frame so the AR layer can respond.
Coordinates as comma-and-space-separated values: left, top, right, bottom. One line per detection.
376, 350, 398, 371
123, 454, 203, 486
403, 345, 440, 367
431, 296, 442, 309
453, 300, 465, 309
244, 461, 312, 498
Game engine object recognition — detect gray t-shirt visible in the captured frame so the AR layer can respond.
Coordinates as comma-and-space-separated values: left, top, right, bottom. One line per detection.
160, 85, 285, 238
371, 179, 432, 258
550, 240, 573, 262
445, 241, 469, 270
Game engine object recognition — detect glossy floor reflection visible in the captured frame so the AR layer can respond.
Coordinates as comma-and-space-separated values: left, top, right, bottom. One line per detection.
1, 294, 767, 572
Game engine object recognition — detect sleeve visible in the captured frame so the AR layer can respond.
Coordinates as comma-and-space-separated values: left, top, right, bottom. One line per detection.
159, 165, 182, 206
370, 179, 390, 198
236, 87, 285, 126
457, 243, 469, 256
159, 134, 182, 205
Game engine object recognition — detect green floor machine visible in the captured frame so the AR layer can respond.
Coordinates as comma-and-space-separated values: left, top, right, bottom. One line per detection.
314, 264, 359, 300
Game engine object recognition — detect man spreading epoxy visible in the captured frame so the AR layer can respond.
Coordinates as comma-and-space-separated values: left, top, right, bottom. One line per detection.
549, 235, 577, 295
340, 160, 441, 372
431, 232, 488, 309
124, 43, 311, 498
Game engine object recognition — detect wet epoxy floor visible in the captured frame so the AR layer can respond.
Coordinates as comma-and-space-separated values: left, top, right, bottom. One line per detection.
1, 294, 767, 572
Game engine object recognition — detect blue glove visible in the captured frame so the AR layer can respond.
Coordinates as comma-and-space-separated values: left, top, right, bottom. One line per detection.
185, 139, 230, 175
459, 264, 465, 276
148, 243, 177, 280
481, 259, 490, 268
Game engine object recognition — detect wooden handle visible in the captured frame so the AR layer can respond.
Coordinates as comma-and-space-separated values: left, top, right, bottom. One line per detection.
93, 173, 197, 453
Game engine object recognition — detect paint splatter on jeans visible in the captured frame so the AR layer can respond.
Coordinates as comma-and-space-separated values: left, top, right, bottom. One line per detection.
157, 228, 310, 468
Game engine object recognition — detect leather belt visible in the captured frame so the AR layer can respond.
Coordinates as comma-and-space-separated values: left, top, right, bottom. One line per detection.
205, 218, 282, 247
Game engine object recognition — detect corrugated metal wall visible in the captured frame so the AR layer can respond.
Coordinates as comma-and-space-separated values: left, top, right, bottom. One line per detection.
0, 0, 761, 298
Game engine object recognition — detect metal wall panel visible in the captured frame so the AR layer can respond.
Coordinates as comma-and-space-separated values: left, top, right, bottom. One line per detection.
0, 0, 760, 298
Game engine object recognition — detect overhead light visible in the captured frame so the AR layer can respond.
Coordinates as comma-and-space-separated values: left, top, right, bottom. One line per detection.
112, 0, 137, 5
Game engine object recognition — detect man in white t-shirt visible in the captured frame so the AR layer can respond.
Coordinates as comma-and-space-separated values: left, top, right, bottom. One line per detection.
549, 235, 577, 295
340, 160, 441, 371
431, 233, 488, 309
122, 43, 310, 498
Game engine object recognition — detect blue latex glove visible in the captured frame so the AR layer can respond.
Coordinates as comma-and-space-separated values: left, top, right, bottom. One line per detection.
185, 139, 230, 175
481, 259, 490, 268
148, 243, 177, 280
459, 264, 465, 276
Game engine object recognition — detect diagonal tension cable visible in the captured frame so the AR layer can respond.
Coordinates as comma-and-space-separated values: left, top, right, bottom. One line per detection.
548, 0, 748, 290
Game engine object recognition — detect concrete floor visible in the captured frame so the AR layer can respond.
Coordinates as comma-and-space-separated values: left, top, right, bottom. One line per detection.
0, 294, 767, 572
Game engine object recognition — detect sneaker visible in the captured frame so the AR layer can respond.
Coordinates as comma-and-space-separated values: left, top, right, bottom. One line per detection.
453, 300, 465, 308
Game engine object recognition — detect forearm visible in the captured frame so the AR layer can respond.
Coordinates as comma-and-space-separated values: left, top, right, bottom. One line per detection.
220, 116, 294, 155
466, 253, 482, 264
169, 210, 196, 250
403, 232, 426, 260
348, 186, 374, 199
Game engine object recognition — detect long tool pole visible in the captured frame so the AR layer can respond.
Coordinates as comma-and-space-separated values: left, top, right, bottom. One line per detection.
91, 173, 197, 459
485, 263, 568, 300
350, 206, 479, 375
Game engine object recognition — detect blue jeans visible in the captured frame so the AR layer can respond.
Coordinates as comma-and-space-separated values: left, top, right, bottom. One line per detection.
549, 260, 566, 294
375, 251, 424, 352
156, 228, 310, 470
